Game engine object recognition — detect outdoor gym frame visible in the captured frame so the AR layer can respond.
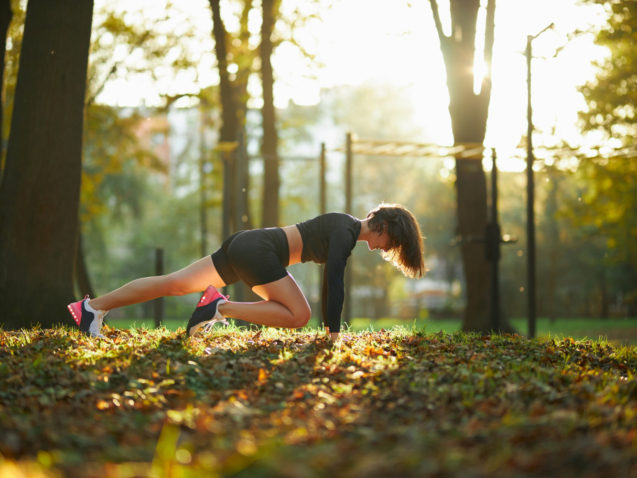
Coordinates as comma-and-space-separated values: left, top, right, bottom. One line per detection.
213, 134, 509, 333
209, 132, 637, 336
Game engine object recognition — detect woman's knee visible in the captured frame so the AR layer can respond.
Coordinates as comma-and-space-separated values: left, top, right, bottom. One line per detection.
289, 305, 312, 328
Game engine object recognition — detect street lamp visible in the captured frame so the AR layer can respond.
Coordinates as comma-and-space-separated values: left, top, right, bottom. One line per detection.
526, 23, 554, 339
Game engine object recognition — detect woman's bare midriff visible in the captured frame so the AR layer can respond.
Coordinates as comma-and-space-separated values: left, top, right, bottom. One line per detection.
281, 225, 303, 266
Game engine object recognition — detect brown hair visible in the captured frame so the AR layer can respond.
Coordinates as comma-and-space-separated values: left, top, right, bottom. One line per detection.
367, 203, 427, 278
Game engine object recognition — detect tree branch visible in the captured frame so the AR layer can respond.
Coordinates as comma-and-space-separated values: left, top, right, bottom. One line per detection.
86, 29, 152, 108
428, 0, 448, 54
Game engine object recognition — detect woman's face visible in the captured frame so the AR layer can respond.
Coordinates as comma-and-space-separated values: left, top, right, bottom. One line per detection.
367, 228, 393, 253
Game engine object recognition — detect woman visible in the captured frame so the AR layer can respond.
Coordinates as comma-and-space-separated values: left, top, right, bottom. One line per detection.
67, 203, 426, 340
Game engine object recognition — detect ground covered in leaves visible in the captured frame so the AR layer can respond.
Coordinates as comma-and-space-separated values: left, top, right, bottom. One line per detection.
1, 325, 636, 477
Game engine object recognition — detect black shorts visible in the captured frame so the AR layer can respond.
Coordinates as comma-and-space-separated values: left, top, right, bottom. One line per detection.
211, 228, 290, 288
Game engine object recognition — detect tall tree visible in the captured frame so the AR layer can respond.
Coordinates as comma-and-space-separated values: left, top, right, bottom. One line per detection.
428, 0, 514, 332
209, 0, 260, 315
210, 0, 239, 147
0, 0, 94, 329
209, 0, 254, 232
1, 2, 183, 304
260, 0, 280, 227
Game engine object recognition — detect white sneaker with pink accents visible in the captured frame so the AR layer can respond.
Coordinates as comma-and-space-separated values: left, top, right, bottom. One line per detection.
186, 285, 229, 337
67, 296, 108, 338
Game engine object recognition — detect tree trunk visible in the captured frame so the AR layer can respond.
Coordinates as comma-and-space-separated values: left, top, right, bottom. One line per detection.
260, 0, 279, 227
209, 0, 258, 322
455, 158, 493, 331
210, 0, 238, 144
232, 0, 254, 231
429, 0, 514, 333
0, 0, 94, 329
210, 0, 254, 232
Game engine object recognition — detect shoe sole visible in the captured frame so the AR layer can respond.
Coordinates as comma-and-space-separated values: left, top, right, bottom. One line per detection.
188, 321, 208, 337
67, 302, 82, 327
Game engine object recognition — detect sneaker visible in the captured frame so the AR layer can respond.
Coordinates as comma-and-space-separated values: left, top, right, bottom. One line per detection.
67, 295, 108, 338
187, 285, 229, 337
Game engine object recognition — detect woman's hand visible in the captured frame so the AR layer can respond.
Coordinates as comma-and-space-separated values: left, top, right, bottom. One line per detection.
325, 327, 339, 341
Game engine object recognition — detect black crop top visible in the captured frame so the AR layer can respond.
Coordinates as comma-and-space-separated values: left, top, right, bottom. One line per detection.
295, 213, 361, 332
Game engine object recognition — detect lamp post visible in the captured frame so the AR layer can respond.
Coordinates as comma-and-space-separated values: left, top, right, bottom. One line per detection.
526, 23, 553, 339
344, 133, 353, 324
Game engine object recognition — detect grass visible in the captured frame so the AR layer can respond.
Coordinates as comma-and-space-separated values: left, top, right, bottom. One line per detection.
109, 316, 637, 346
1, 324, 636, 477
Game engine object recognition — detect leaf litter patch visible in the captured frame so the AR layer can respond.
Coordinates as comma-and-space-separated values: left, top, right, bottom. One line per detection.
0, 325, 636, 477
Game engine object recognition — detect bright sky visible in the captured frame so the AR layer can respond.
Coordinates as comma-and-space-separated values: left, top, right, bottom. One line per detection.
95, 0, 609, 172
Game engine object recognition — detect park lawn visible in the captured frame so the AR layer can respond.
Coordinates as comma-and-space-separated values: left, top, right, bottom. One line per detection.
109, 316, 637, 346
350, 318, 637, 346
1, 326, 637, 477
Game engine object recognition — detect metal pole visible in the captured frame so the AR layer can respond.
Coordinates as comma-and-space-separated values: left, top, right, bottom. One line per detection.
345, 133, 353, 215
199, 108, 207, 257
233, 130, 246, 305
526, 35, 537, 338
235, 130, 246, 233
154, 248, 164, 328
320, 142, 327, 215
222, 151, 231, 240
490, 150, 500, 332
344, 133, 353, 325
318, 142, 327, 324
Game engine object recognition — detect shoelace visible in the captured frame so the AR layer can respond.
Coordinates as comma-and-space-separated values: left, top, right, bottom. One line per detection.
202, 317, 230, 333
198, 295, 231, 335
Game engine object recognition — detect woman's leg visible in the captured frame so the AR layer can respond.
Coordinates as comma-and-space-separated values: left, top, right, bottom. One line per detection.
218, 274, 311, 329
88, 257, 226, 311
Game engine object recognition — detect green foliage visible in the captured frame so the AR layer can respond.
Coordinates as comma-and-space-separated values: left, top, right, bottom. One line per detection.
2, 1, 205, 225
560, 159, 637, 272
80, 3, 224, 311
495, 166, 636, 318
88, 2, 204, 106
579, 0, 637, 140
1, 326, 636, 476
569, 0, 637, 312
82, 105, 167, 224
82, 2, 208, 224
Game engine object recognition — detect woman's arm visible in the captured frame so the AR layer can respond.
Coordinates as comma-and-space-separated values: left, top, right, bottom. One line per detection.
321, 268, 340, 340
323, 227, 357, 336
